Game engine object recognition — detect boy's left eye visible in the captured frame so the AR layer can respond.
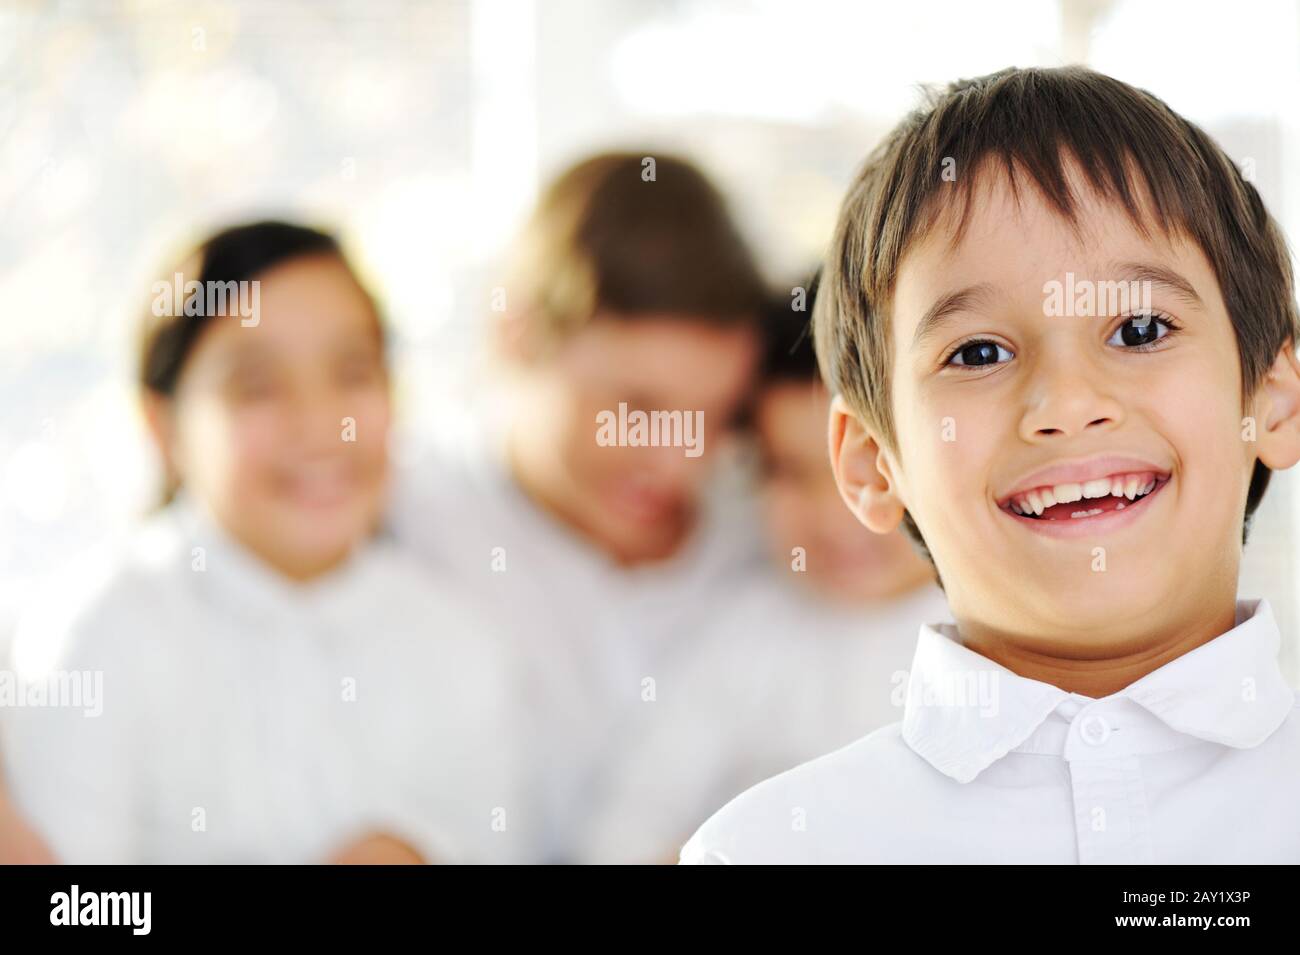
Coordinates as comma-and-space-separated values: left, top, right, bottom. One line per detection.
945, 340, 1014, 368
1107, 312, 1177, 349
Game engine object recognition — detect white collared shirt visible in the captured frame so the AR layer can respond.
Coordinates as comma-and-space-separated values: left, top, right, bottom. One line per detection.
391, 432, 776, 862
681, 598, 1300, 864
1, 501, 518, 864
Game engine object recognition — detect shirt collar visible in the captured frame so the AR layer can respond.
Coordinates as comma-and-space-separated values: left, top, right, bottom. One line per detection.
902, 599, 1295, 783
1123, 598, 1295, 748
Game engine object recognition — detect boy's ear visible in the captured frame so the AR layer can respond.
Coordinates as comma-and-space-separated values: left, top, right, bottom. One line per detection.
1253, 340, 1300, 472
828, 394, 907, 534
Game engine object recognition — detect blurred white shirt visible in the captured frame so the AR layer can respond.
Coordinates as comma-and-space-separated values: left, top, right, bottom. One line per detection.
1, 500, 517, 864
734, 576, 952, 757
392, 430, 776, 862
681, 598, 1300, 864
572, 575, 951, 862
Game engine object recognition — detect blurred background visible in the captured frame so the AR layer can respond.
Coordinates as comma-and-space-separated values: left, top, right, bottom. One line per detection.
3, 0, 1300, 677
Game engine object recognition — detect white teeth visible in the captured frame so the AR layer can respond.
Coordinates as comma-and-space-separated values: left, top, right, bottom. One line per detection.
1071, 508, 1103, 519
1008, 471, 1165, 518
1054, 482, 1082, 504
1082, 478, 1112, 499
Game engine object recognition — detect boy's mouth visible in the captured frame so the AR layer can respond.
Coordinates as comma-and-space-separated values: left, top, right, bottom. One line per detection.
996, 464, 1172, 526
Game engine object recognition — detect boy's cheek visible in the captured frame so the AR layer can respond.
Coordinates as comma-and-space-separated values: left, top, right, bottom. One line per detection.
902, 409, 1000, 518
1143, 361, 1242, 475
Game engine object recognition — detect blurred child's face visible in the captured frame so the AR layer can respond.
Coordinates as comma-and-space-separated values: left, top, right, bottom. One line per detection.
153, 255, 390, 580
843, 163, 1274, 649
508, 315, 758, 564
756, 379, 932, 603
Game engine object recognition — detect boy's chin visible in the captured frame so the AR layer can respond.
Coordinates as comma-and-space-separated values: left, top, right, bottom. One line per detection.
591, 494, 693, 561
996, 570, 1177, 635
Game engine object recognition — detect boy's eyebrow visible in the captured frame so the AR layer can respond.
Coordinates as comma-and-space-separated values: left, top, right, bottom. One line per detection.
911, 282, 998, 352
1106, 260, 1204, 309
908, 262, 1202, 352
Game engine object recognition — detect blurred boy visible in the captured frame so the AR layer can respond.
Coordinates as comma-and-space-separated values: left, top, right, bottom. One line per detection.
744, 282, 950, 744
393, 152, 771, 862
684, 67, 1300, 863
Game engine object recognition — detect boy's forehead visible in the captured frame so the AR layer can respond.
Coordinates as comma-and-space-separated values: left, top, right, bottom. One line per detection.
891, 161, 1219, 345
924, 158, 1166, 268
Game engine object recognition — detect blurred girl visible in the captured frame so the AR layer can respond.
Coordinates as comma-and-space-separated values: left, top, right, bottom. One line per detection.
1, 221, 515, 863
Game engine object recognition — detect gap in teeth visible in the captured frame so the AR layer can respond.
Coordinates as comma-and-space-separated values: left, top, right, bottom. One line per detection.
1010, 473, 1160, 518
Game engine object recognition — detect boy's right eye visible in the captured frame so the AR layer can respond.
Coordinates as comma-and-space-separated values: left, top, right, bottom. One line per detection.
945, 339, 1014, 368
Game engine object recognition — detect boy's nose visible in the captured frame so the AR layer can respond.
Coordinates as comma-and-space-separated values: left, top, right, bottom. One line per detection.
1018, 362, 1125, 440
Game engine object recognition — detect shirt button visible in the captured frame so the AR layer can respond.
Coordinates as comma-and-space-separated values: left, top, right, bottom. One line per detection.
1079, 714, 1112, 745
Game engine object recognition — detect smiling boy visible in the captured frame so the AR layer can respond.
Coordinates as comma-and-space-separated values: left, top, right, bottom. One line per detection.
681, 66, 1300, 864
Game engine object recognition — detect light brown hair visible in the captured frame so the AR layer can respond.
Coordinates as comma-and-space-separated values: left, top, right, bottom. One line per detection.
507, 152, 766, 343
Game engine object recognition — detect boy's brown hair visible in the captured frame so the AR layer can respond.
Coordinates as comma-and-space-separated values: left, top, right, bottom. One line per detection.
814, 66, 1298, 561
507, 151, 766, 344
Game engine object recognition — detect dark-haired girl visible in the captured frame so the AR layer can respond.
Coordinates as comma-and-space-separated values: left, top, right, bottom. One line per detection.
2, 222, 516, 863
